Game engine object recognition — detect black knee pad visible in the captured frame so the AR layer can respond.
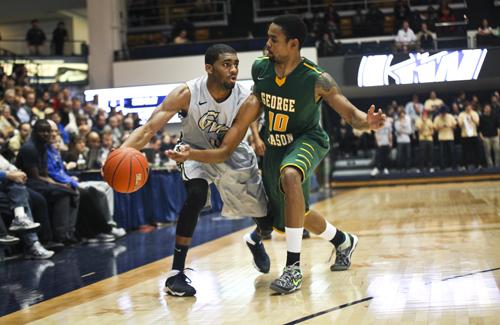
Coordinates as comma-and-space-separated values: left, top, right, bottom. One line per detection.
176, 179, 209, 238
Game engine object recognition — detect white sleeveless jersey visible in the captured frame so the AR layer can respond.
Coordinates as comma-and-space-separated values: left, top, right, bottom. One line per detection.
182, 75, 250, 149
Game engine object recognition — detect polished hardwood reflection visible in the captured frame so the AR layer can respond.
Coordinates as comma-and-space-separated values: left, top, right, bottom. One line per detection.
2, 181, 500, 324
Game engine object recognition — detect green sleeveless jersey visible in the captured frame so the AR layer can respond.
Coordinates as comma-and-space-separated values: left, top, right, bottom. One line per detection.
251, 56, 329, 149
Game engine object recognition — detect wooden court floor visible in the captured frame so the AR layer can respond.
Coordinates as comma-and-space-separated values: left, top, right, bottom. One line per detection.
2, 181, 500, 324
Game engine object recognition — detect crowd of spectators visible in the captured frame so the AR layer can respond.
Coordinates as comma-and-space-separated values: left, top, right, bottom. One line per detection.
0, 67, 181, 258
330, 90, 500, 176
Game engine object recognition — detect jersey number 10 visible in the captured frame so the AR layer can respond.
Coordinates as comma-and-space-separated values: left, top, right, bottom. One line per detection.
268, 112, 289, 132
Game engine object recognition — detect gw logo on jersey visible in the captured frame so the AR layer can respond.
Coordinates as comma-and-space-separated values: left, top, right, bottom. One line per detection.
198, 110, 229, 147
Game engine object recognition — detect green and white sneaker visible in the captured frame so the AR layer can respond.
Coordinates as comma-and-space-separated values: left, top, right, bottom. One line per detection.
330, 232, 358, 271
270, 263, 302, 294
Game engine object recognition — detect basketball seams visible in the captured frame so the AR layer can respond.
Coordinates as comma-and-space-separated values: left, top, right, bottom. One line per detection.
104, 148, 149, 193
111, 151, 130, 192
134, 154, 149, 184
126, 150, 135, 193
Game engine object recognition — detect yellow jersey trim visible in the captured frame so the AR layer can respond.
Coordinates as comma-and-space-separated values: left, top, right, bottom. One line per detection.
297, 154, 312, 167
303, 142, 316, 152
280, 163, 306, 182
275, 75, 286, 87
299, 147, 314, 159
303, 62, 322, 74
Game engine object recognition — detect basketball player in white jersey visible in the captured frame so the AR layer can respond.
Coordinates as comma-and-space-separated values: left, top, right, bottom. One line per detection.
121, 44, 272, 297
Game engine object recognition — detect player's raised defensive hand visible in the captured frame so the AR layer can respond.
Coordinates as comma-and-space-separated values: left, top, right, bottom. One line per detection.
367, 105, 386, 130
166, 144, 191, 163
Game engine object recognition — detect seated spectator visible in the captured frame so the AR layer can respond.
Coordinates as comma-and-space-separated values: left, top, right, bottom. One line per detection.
394, 109, 413, 171
0, 104, 18, 139
15, 119, 79, 245
6, 122, 31, 160
476, 18, 500, 46
92, 112, 107, 134
32, 98, 46, 120
317, 32, 336, 57
371, 112, 393, 176
479, 104, 500, 167
17, 92, 34, 123
105, 115, 123, 147
85, 131, 104, 169
395, 21, 417, 53
433, 106, 457, 170
47, 110, 69, 144
173, 29, 189, 44
415, 110, 435, 172
46, 120, 124, 241
416, 22, 436, 50
99, 131, 114, 163
457, 104, 481, 169
0, 153, 54, 259
437, 4, 456, 35
424, 91, 444, 114
142, 135, 163, 166
63, 135, 89, 170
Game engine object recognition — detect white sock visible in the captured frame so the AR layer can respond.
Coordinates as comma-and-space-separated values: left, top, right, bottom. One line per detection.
285, 227, 303, 253
318, 222, 337, 241
14, 207, 25, 219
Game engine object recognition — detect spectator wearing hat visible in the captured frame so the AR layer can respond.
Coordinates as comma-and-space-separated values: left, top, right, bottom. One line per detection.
433, 105, 457, 169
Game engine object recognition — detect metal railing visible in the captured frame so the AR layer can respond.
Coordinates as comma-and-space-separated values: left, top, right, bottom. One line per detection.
0, 39, 88, 57
253, 0, 467, 22
127, 0, 230, 32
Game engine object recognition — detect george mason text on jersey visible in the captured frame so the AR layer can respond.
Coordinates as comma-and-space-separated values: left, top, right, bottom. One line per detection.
260, 92, 295, 112
260, 91, 295, 146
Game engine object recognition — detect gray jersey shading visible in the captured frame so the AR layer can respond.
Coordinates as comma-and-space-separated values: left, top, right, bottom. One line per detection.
178, 76, 267, 218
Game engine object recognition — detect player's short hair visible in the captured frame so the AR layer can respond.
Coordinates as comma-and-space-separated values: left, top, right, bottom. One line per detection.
205, 44, 237, 65
272, 15, 307, 48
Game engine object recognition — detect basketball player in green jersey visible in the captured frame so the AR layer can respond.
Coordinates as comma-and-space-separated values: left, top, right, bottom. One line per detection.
168, 15, 386, 294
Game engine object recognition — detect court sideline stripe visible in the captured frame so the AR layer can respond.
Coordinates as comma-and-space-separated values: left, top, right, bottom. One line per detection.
284, 266, 500, 324
283, 296, 373, 325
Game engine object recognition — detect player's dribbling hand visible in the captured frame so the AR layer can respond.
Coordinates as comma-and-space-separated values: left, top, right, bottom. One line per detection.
367, 105, 386, 130
166, 144, 191, 163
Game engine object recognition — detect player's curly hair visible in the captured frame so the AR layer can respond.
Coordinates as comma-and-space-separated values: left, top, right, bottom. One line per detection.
272, 15, 307, 49
205, 44, 237, 65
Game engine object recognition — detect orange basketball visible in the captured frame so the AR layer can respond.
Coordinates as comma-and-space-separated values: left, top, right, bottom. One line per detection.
102, 147, 149, 193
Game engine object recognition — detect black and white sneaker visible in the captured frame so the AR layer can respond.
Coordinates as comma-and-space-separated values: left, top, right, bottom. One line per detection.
244, 233, 270, 273
0, 234, 20, 245
25, 241, 55, 260
270, 263, 302, 294
164, 270, 196, 297
330, 232, 358, 271
9, 216, 40, 233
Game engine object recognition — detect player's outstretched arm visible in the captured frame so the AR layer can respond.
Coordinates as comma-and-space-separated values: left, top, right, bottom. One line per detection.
167, 94, 262, 163
316, 72, 386, 130
121, 84, 190, 150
